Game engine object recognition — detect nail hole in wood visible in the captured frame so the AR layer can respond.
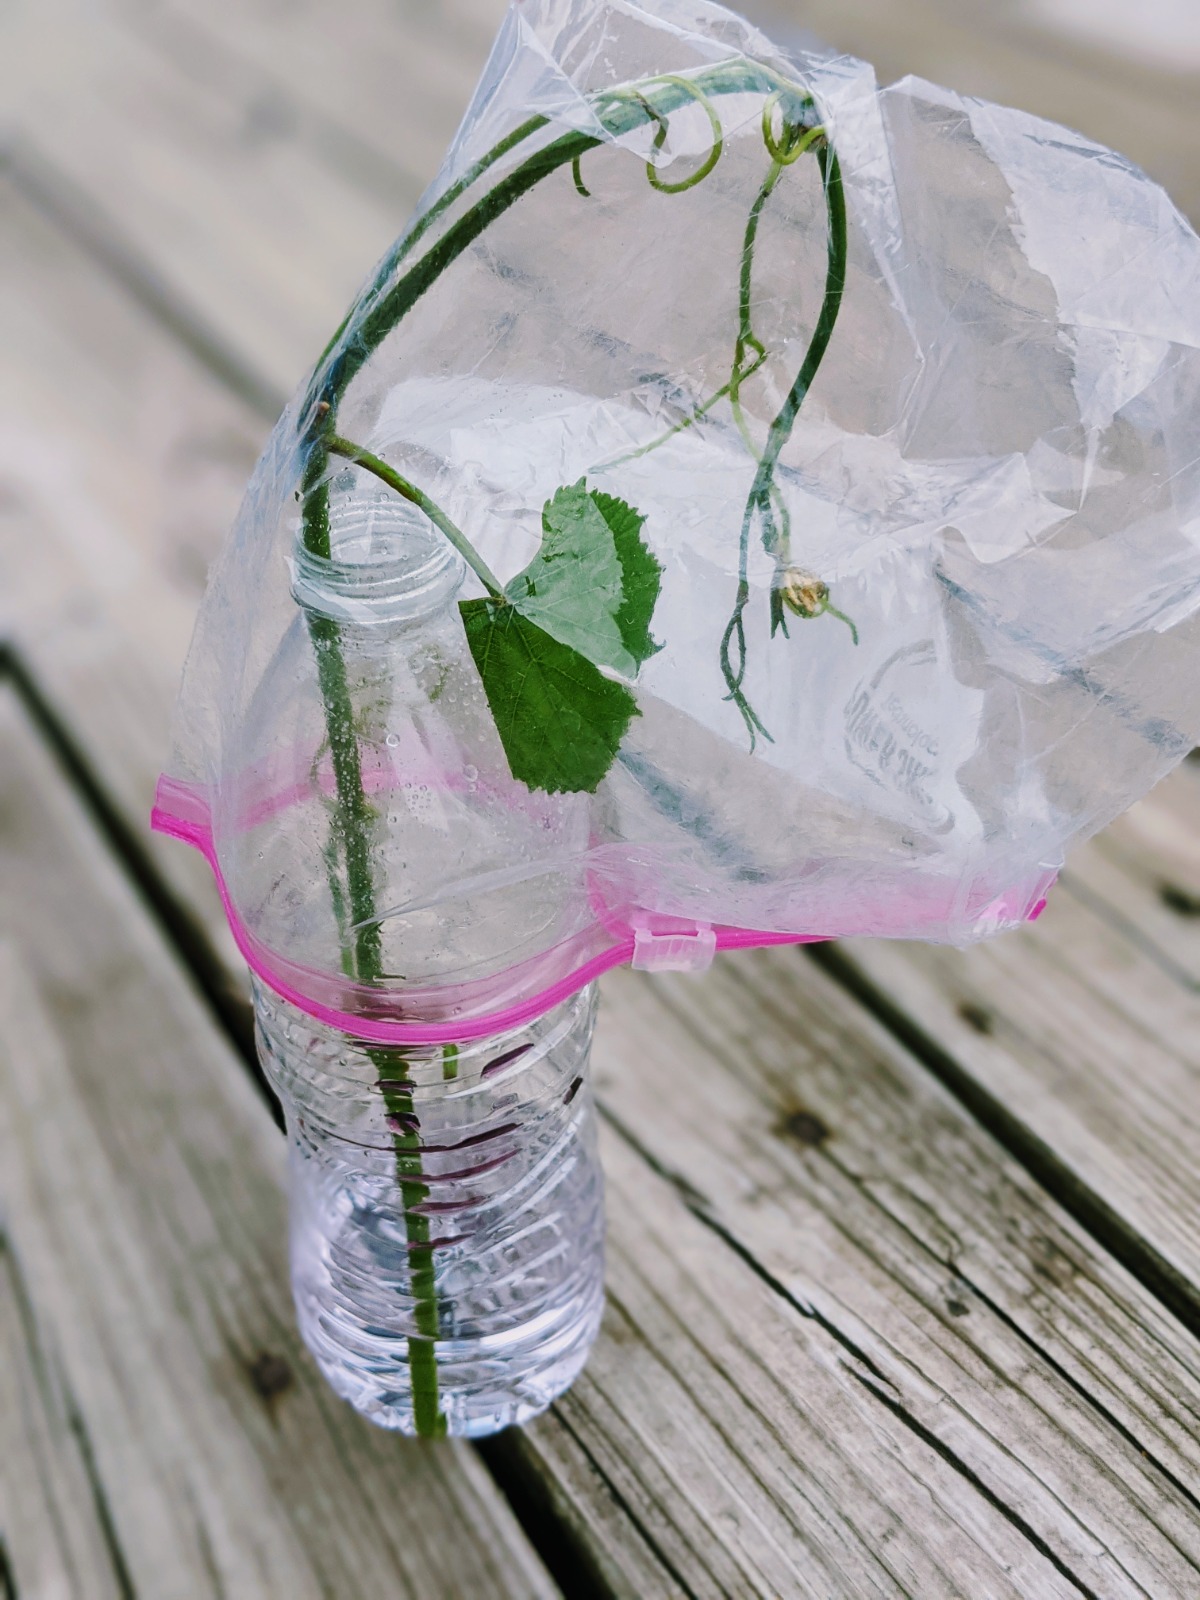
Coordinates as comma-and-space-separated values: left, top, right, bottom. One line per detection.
776, 1108, 831, 1148
248, 1350, 295, 1403
957, 1002, 994, 1035
1160, 883, 1200, 917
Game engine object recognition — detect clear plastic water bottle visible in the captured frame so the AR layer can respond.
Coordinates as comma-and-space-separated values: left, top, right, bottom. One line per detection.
232, 484, 594, 989
255, 979, 605, 1437
247, 486, 604, 1434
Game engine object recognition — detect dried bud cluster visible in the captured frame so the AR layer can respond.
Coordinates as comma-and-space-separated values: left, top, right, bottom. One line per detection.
778, 569, 829, 618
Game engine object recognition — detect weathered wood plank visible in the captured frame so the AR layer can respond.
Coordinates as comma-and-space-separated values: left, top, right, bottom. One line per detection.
1068, 758, 1200, 986
838, 857, 1200, 1329
581, 948, 1200, 1596
137, 0, 1200, 237
0, 174, 1047, 1598
138, 0, 1200, 240
0, 172, 261, 983
0, 693, 559, 1600
751, 0, 1200, 221
137, 0, 499, 197
12, 696, 1183, 1598
0, 1229, 127, 1600
12, 550, 1177, 1598
2, 0, 406, 399
523, 1124, 1100, 1599
6, 7, 1200, 1592
0, 654, 1127, 1597
6, 674, 1167, 1597
9, 0, 1194, 465
9, 197, 1200, 1599
1022, 0, 1200, 73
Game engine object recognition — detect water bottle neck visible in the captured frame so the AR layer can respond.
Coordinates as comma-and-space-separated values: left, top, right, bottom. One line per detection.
291, 493, 466, 627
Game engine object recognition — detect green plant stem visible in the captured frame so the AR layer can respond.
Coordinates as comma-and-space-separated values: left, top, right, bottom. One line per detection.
730, 125, 825, 549
372, 1055, 446, 1438
730, 161, 780, 438
325, 433, 504, 597
596, 128, 825, 492
305, 115, 552, 410
300, 60, 819, 921
359, 118, 551, 324
300, 632, 445, 1429
302, 626, 446, 1431
721, 139, 847, 744
305, 63, 811, 439
594, 378, 735, 470
822, 600, 859, 644
305, 610, 383, 978
303, 446, 464, 1436
311, 432, 480, 1435
753, 143, 846, 508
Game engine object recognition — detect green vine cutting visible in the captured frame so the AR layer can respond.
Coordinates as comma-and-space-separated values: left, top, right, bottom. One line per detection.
293, 60, 852, 1434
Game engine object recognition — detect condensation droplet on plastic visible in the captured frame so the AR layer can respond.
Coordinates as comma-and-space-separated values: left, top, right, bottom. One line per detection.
385, 732, 400, 748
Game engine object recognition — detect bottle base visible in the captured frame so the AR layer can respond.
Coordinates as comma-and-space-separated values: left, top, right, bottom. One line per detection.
299, 1275, 606, 1437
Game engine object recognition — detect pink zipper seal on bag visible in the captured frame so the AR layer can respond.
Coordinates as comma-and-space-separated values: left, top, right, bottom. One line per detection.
150, 776, 829, 1044
151, 774, 1057, 1046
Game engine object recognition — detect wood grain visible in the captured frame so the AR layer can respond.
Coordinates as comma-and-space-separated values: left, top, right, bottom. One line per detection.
520, 1124, 1097, 1599
837, 859, 1200, 1332
2, 0, 405, 399
8, 175, 1198, 1597
10, 646, 1182, 1592
139, 0, 499, 193
5, 1, 1200, 1593
1070, 759, 1200, 984
0, 171, 260, 990
579, 949, 1200, 1597
0, 692, 558, 1600
0, 1229, 128, 1600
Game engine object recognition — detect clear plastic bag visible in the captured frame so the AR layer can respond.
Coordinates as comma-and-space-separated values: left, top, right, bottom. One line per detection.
155, 0, 1200, 1040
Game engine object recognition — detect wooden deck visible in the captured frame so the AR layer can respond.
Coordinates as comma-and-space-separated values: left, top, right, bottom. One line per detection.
2, 1, 1199, 1594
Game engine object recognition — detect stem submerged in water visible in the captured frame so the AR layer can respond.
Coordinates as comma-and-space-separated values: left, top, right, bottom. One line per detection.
301, 448, 450, 1432
373, 1056, 446, 1438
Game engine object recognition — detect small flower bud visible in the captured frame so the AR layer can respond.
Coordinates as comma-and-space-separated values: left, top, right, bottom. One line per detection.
778, 569, 829, 619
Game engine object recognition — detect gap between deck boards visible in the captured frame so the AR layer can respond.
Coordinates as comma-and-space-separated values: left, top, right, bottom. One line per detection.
1, 143, 285, 422
0, 1540, 16, 1600
811, 940, 1200, 1348
593, 1096, 1185, 1600
0, 1228, 137, 1600
0, 640, 262, 1085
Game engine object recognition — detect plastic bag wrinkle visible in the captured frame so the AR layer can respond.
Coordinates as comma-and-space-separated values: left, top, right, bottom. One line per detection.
154, 0, 1200, 1039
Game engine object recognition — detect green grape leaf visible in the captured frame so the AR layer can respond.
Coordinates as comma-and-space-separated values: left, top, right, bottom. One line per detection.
458, 482, 660, 794
459, 599, 639, 795
591, 487, 663, 670
505, 481, 662, 678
